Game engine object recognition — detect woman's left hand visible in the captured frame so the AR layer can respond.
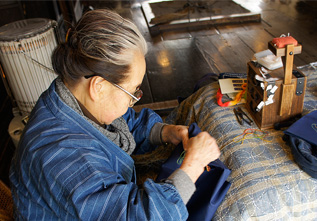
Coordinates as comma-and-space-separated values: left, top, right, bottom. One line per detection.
161, 124, 189, 146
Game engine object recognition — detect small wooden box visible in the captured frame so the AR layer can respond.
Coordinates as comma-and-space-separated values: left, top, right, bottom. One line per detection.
245, 61, 306, 129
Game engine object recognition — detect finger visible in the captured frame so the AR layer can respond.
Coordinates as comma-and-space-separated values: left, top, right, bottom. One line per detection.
182, 136, 189, 150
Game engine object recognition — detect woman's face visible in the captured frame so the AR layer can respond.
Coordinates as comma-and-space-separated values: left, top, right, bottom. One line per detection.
98, 50, 146, 125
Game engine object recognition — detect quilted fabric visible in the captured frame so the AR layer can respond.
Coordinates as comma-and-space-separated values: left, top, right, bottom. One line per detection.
165, 62, 317, 220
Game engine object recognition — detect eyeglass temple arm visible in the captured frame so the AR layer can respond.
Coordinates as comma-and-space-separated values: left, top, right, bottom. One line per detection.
112, 83, 140, 101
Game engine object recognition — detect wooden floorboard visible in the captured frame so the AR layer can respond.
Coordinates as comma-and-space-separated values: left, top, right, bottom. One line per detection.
240, 29, 273, 52
79, 0, 317, 107
99, 0, 317, 105
204, 33, 249, 73
144, 37, 212, 103
134, 99, 179, 112
194, 36, 233, 73
138, 0, 316, 104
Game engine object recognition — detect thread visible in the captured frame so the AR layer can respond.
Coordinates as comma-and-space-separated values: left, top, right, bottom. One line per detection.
177, 150, 212, 172
233, 128, 271, 144
217, 83, 247, 107
177, 150, 186, 165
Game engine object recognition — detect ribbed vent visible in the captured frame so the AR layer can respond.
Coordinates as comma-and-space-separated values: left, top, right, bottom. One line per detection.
0, 20, 58, 115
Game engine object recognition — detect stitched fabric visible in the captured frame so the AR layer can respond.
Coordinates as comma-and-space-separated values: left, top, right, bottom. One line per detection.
157, 123, 231, 220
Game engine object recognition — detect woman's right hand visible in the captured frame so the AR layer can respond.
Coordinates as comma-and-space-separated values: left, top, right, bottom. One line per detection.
180, 132, 220, 183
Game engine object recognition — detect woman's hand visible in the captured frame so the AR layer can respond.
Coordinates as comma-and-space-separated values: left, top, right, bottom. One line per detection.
161, 124, 220, 183
161, 124, 189, 146
180, 132, 220, 183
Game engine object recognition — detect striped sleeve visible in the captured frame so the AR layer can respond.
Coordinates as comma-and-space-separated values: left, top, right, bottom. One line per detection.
11, 133, 188, 220
123, 108, 163, 154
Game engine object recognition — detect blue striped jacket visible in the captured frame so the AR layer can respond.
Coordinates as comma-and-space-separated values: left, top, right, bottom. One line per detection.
10, 81, 188, 220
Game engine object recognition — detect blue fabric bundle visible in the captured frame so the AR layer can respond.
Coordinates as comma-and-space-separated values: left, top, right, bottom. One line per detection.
284, 110, 317, 178
156, 123, 231, 220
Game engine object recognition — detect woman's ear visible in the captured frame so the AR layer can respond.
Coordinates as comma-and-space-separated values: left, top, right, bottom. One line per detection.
88, 76, 106, 101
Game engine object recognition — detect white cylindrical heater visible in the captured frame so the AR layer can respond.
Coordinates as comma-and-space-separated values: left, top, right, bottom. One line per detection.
0, 18, 58, 115
0, 18, 59, 147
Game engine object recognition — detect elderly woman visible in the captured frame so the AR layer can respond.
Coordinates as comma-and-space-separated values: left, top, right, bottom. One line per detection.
10, 9, 220, 220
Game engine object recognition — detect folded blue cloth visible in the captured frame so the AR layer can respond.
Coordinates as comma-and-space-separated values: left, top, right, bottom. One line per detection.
284, 135, 317, 178
284, 111, 317, 178
157, 123, 231, 220
285, 110, 317, 146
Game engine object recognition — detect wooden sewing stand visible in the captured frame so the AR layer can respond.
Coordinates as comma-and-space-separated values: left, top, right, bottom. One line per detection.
245, 39, 306, 129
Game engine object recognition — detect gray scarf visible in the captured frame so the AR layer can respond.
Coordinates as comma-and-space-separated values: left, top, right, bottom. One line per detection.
55, 78, 136, 155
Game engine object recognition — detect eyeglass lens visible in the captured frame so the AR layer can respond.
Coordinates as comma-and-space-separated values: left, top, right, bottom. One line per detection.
130, 89, 143, 106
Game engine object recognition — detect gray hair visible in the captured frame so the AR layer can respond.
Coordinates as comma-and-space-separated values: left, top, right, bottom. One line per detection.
52, 9, 147, 84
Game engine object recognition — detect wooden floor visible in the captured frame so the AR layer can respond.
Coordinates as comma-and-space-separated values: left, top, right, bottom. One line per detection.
90, 0, 317, 109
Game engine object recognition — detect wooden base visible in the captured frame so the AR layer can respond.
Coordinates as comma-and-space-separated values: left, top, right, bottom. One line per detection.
133, 99, 179, 112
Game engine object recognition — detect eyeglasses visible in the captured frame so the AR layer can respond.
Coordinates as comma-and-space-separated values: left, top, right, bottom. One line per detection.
111, 83, 143, 107
84, 75, 143, 107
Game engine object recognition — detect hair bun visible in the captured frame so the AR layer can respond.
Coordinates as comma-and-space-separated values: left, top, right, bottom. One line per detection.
52, 43, 69, 77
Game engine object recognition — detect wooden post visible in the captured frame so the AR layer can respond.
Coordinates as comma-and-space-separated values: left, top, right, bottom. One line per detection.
279, 44, 294, 116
